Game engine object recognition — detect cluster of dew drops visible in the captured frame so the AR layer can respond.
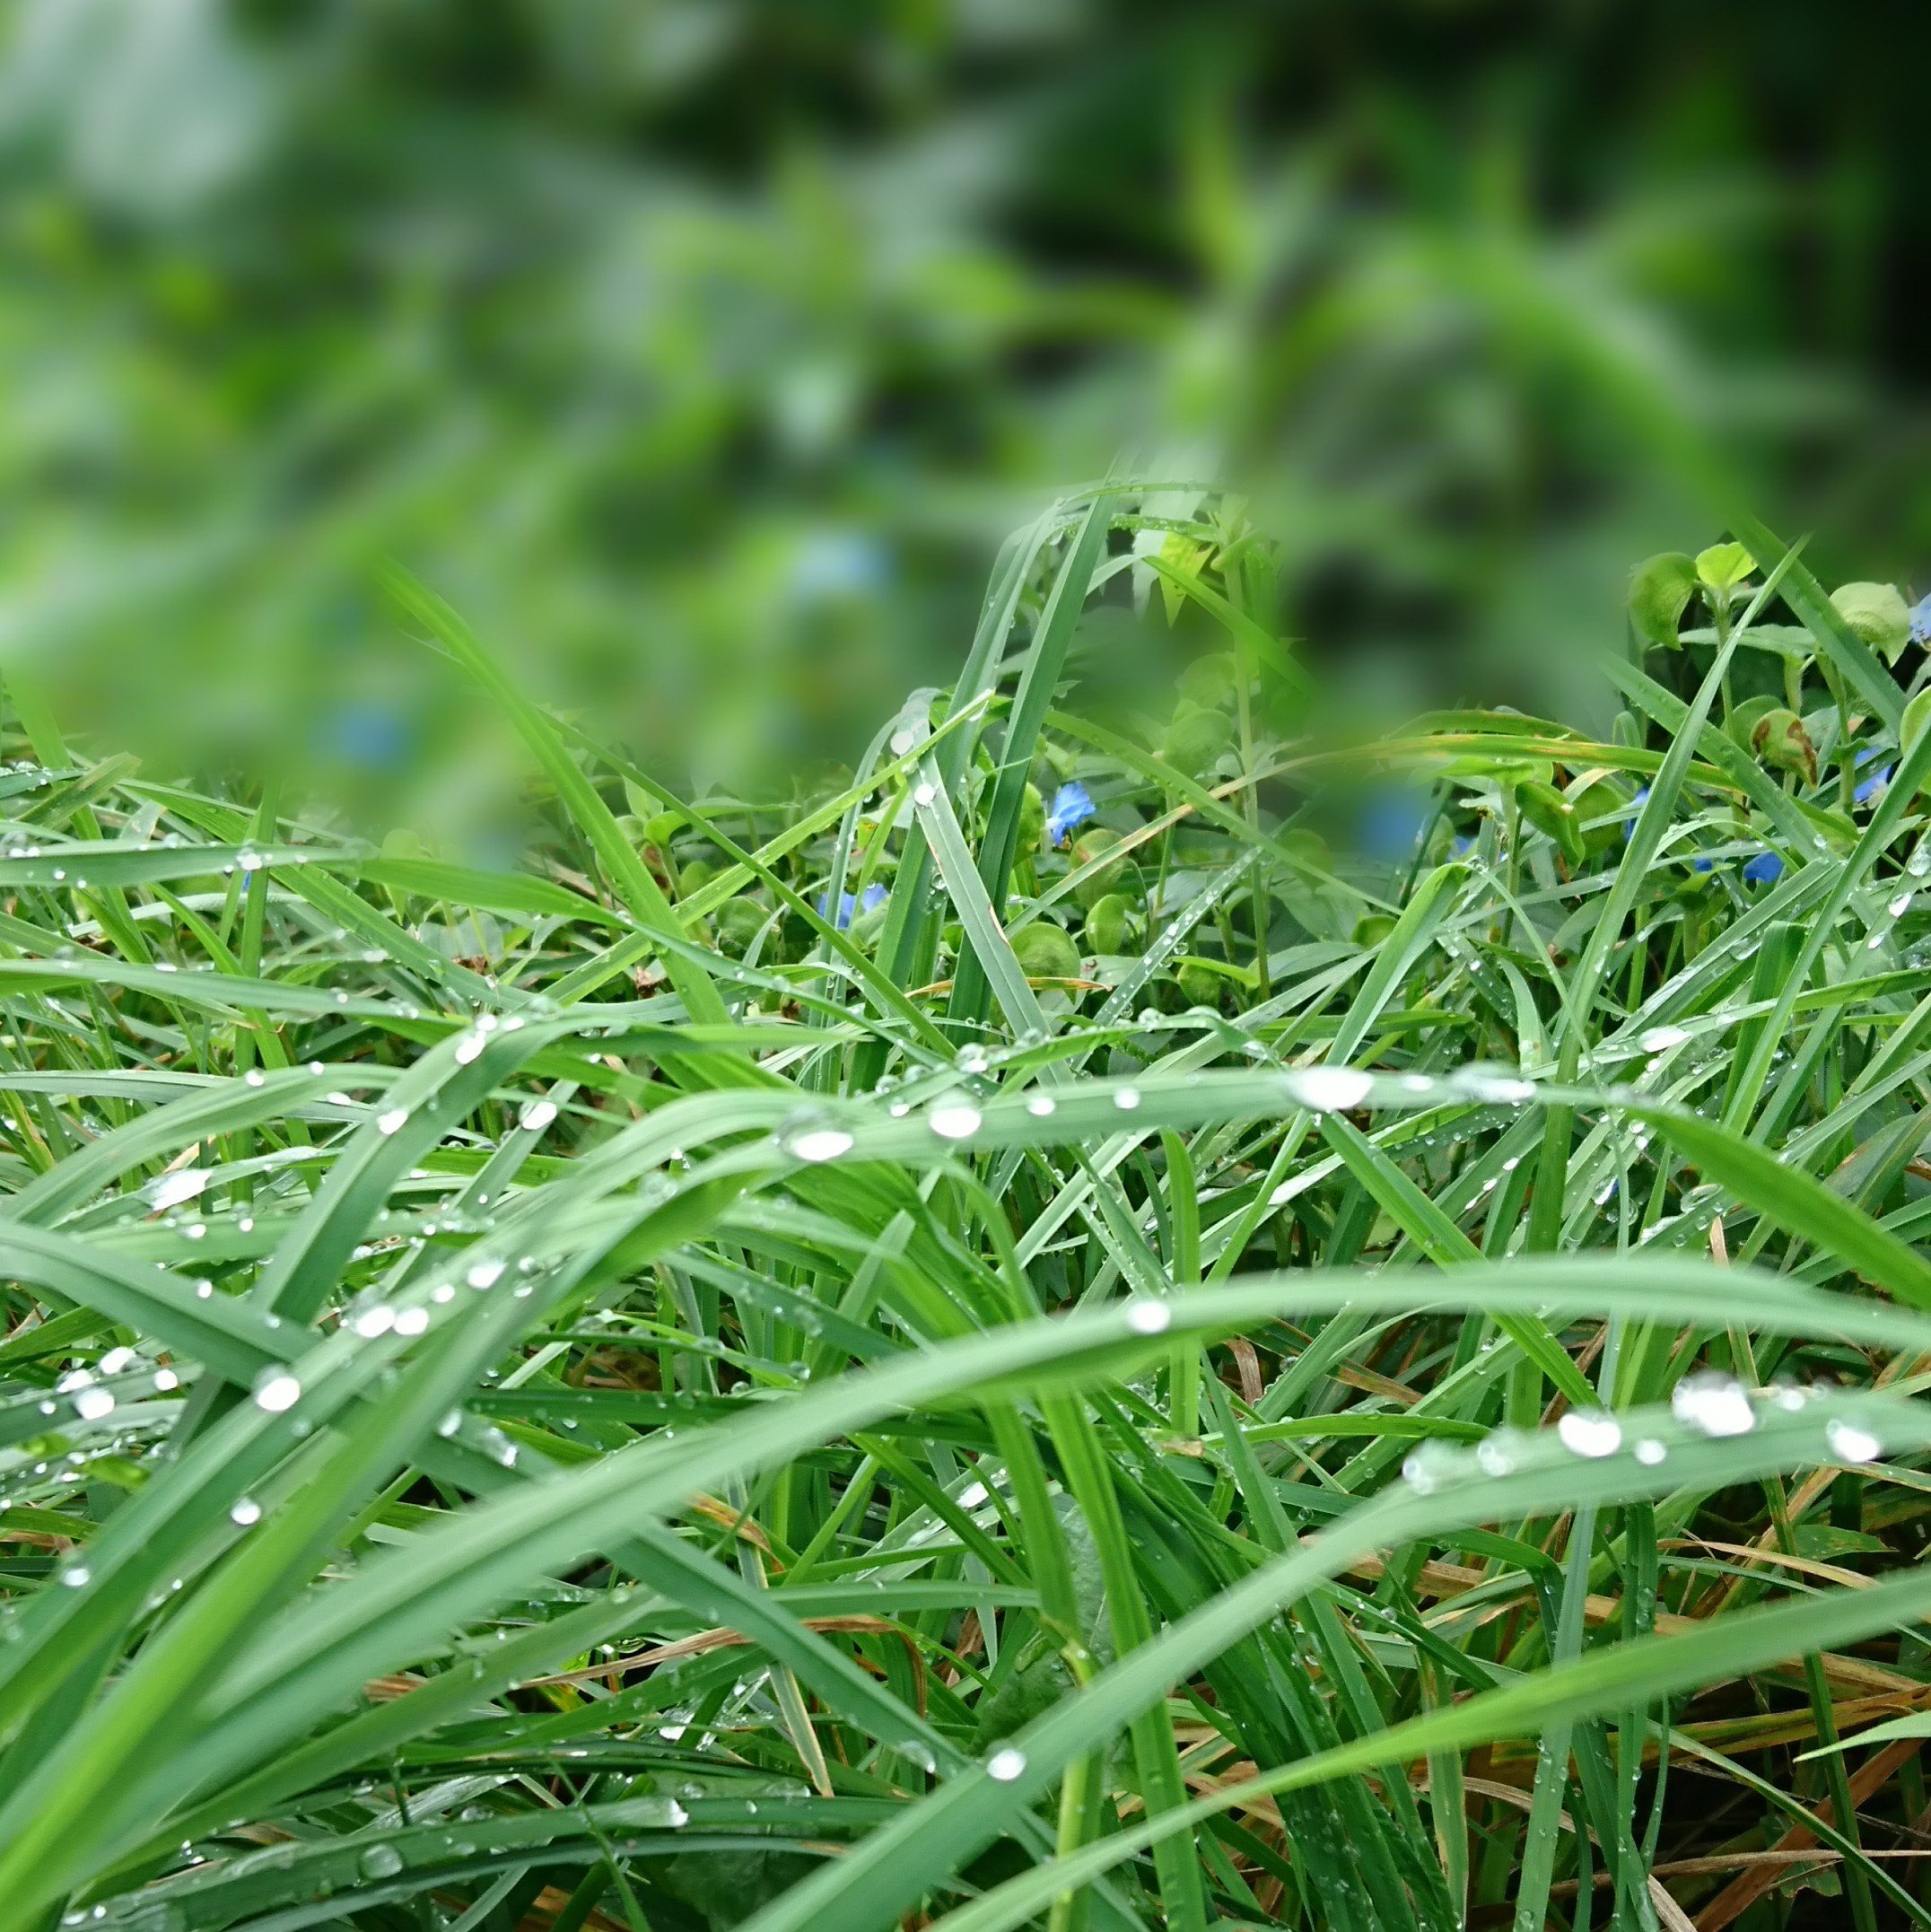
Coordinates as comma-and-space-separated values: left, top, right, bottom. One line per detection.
1402, 1371, 1883, 1499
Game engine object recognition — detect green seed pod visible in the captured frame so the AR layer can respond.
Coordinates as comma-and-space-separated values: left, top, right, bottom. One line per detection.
1159, 706, 1234, 778
1082, 892, 1140, 955
1518, 780, 1586, 868
1352, 912, 1399, 949
1752, 707, 1817, 785
1725, 695, 1778, 754
1627, 553, 1699, 648
1017, 782, 1046, 856
642, 809, 684, 849
1070, 826, 1130, 907
1012, 920, 1082, 983
712, 898, 770, 957
1565, 772, 1628, 855
1831, 582, 1912, 664
1175, 961, 1222, 1010
1176, 651, 1236, 709
679, 859, 714, 896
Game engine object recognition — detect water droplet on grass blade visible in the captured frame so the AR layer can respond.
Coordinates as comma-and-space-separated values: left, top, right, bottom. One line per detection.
985, 1747, 1027, 1781
1558, 1411, 1622, 1458
230, 1498, 261, 1525
252, 1371, 301, 1413
1125, 1299, 1171, 1334
1293, 1067, 1372, 1113
928, 1103, 982, 1141
1825, 1418, 1882, 1464
1672, 1373, 1754, 1438
787, 1126, 854, 1163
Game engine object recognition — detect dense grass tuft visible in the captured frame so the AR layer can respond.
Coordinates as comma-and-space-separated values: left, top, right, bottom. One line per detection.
4, 494, 1931, 1931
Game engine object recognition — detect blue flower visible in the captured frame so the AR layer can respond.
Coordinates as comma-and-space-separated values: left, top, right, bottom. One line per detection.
1691, 856, 1715, 873
1856, 765, 1893, 806
1910, 591, 1931, 646
318, 704, 410, 772
1359, 791, 1431, 861
791, 530, 889, 601
1622, 787, 1649, 842
1045, 781, 1095, 847
1743, 849, 1784, 887
817, 882, 889, 930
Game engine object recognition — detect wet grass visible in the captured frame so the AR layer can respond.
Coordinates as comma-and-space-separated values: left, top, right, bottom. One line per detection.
2, 494, 1930, 1931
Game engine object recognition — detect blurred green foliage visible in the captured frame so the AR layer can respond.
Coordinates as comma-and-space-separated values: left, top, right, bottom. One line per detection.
1, 0, 1925, 814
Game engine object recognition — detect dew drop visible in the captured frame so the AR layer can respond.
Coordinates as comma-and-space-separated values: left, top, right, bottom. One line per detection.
1294, 1066, 1372, 1112
1125, 1299, 1171, 1335
787, 1126, 854, 1163
520, 1100, 557, 1133
928, 1103, 983, 1141
985, 1746, 1027, 1782
1825, 1418, 1882, 1465
1113, 1086, 1141, 1111
1639, 1026, 1691, 1053
1672, 1372, 1754, 1438
1557, 1410, 1623, 1459
376, 1108, 408, 1136
230, 1498, 262, 1526
252, 1371, 301, 1414
151, 1169, 211, 1212
1026, 1095, 1057, 1116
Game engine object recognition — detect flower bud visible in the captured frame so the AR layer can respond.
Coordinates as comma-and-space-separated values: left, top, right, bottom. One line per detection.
1012, 921, 1081, 983
1751, 708, 1817, 785
1831, 582, 1911, 664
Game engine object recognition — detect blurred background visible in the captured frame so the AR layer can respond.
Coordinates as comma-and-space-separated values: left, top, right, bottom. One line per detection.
2, 0, 1927, 835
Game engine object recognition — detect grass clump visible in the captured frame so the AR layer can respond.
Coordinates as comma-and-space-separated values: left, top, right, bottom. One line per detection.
3, 490, 1931, 1932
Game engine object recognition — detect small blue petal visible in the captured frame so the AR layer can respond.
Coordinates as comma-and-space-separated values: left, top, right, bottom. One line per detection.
319, 704, 411, 772
1743, 850, 1784, 887
792, 531, 889, 600
1691, 857, 1715, 873
1046, 781, 1095, 847
1910, 591, 1931, 646
859, 882, 888, 914
817, 887, 859, 930
1856, 765, 1894, 806
1622, 786, 1649, 843
1450, 834, 1475, 857
1359, 791, 1431, 861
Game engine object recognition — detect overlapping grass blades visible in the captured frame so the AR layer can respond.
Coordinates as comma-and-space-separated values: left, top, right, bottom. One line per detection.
2, 494, 1930, 1932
